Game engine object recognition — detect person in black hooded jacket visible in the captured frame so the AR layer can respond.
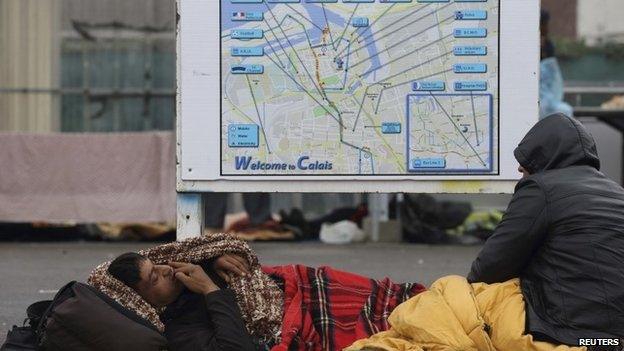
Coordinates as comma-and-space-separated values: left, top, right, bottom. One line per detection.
468, 114, 624, 345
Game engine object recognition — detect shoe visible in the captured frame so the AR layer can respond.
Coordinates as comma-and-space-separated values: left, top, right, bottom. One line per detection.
226, 217, 251, 233
280, 208, 312, 239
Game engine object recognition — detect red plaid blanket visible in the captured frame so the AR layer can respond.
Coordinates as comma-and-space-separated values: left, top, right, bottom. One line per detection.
263, 265, 426, 351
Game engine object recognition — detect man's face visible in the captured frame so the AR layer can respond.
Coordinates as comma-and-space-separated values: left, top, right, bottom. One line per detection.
518, 165, 530, 179
134, 259, 184, 307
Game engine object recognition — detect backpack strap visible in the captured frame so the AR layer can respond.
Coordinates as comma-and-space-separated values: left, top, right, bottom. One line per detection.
35, 281, 77, 342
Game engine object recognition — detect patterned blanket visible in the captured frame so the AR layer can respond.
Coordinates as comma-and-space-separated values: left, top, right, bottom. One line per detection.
264, 265, 426, 351
88, 234, 283, 342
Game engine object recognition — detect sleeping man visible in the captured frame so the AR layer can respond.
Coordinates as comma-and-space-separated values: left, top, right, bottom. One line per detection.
97, 236, 426, 351
107, 252, 256, 351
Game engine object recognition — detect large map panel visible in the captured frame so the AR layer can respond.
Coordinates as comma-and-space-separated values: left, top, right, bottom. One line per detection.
221, 0, 499, 176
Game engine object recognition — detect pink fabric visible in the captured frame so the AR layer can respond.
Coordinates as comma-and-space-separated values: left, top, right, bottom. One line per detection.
0, 132, 175, 223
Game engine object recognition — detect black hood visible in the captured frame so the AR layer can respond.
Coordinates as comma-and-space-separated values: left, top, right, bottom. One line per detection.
514, 113, 601, 173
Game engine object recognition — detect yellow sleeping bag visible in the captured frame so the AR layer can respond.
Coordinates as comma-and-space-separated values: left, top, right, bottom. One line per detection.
345, 276, 585, 351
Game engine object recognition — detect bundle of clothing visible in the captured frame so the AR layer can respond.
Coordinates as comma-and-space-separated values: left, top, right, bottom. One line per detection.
346, 276, 587, 351
397, 194, 505, 245
88, 234, 284, 342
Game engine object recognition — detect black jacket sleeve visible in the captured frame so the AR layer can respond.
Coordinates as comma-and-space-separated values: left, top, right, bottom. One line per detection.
165, 289, 256, 351
200, 289, 256, 351
467, 179, 549, 284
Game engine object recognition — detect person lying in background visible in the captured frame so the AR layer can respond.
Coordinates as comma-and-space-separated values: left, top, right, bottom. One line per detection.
468, 113, 624, 344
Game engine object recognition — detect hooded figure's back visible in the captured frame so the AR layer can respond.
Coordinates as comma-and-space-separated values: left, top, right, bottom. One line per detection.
469, 114, 624, 345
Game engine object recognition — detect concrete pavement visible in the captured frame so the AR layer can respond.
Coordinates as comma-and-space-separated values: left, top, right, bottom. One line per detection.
0, 242, 481, 341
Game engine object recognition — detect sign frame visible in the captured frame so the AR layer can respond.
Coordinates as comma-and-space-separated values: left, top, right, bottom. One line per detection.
176, 0, 539, 194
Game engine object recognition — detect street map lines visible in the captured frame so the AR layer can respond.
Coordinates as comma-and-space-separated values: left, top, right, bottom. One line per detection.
221, 0, 499, 176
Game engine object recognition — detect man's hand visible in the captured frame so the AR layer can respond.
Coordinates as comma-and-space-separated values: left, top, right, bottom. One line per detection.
213, 254, 251, 283
169, 262, 219, 295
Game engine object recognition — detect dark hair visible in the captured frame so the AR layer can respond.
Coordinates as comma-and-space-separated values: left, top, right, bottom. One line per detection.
540, 10, 550, 25
107, 252, 147, 289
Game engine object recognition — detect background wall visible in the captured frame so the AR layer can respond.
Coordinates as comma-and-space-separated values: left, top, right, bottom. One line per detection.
578, 0, 624, 45
0, 0, 61, 132
541, 0, 577, 39
541, 0, 624, 44
0, 0, 176, 133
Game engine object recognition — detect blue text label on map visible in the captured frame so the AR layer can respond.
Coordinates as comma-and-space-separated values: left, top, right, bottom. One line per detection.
230, 64, 264, 74
228, 124, 259, 148
231, 29, 264, 39
455, 10, 487, 20
454, 46, 487, 56
412, 158, 447, 169
381, 122, 402, 134
352, 17, 369, 27
413, 81, 446, 91
231, 11, 263, 21
454, 28, 487, 38
230, 0, 263, 3
454, 81, 488, 91
453, 63, 487, 73
231, 47, 264, 56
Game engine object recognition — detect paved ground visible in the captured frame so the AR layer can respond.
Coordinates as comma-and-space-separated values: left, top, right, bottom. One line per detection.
0, 242, 480, 341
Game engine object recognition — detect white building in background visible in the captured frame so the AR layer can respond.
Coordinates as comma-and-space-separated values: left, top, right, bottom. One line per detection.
578, 0, 624, 45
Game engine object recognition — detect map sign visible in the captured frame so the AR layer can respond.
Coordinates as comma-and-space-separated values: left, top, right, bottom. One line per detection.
221, 0, 499, 176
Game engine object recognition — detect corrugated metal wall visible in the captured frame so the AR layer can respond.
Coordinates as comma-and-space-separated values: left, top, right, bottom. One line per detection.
60, 0, 174, 33
58, 0, 176, 132
0, 0, 61, 132
0, 0, 175, 133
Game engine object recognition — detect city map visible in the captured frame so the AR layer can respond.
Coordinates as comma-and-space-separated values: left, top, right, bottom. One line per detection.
221, 0, 499, 176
